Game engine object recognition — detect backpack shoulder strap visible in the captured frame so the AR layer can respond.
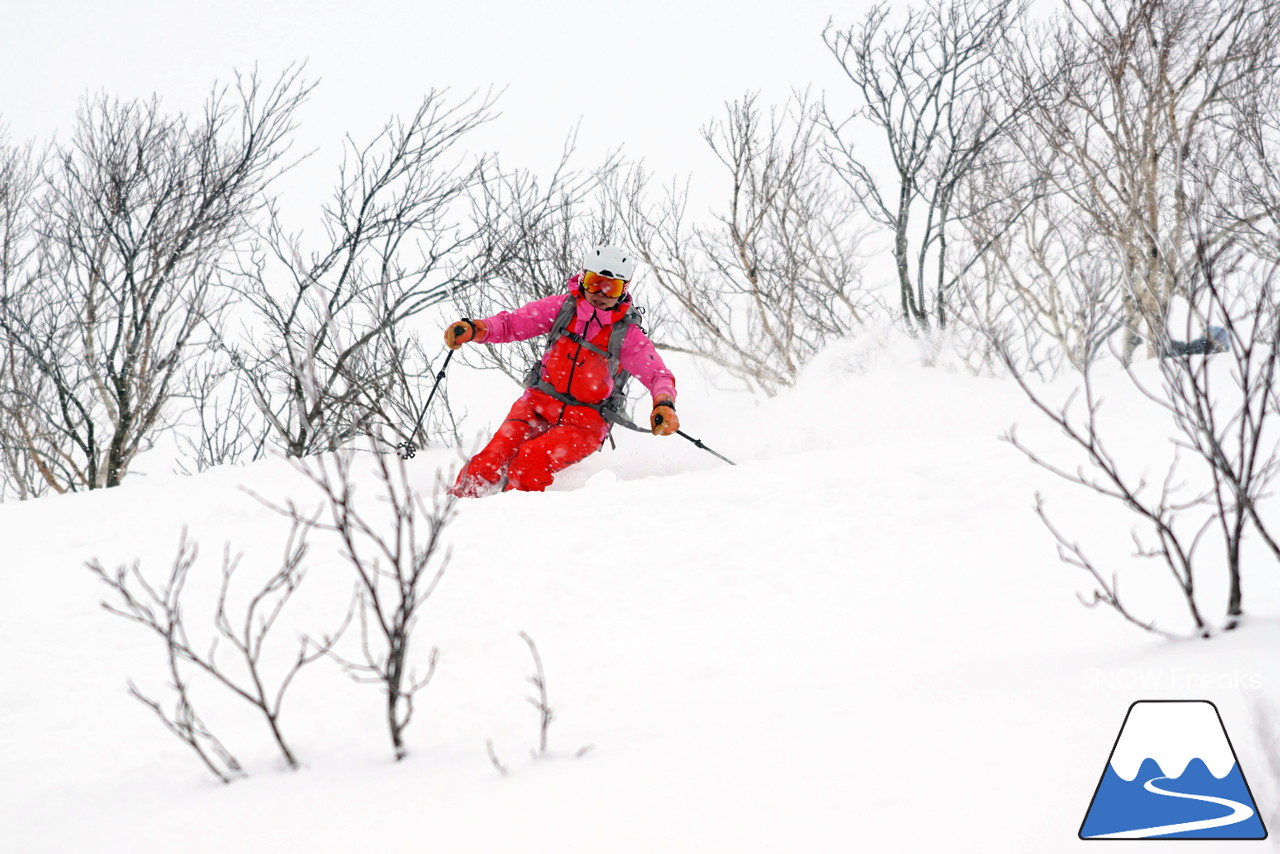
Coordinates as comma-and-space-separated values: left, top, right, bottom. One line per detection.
548, 294, 578, 342
597, 307, 645, 432
524, 295, 580, 388
603, 307, 635, 378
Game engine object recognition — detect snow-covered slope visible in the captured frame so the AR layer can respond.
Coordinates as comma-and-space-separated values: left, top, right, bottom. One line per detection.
2, 335, 1278, 852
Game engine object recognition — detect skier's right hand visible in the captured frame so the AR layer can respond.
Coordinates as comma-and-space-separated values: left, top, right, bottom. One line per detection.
445, 319, 487, 350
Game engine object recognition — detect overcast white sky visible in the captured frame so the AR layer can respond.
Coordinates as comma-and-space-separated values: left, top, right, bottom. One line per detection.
3, 0, 870, 219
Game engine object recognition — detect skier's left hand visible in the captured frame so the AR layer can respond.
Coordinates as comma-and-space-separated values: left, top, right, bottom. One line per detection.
650, 396, 679, 436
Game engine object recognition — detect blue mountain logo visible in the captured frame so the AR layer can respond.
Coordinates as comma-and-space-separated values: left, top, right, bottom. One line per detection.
1080, 700, 1267, 840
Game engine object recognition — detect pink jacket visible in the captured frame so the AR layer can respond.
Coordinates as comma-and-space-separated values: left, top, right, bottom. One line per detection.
479, 276, 677, 403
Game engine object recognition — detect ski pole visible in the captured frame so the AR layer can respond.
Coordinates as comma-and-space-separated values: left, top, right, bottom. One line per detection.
675, 429, 736, 466
396, 348, 455, 460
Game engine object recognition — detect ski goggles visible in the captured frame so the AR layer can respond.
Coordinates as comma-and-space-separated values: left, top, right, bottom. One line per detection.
582, 270, 628, 299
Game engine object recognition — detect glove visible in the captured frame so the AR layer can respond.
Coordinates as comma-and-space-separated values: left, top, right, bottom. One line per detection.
444, 318, 487, 350
650, 396, 679, 436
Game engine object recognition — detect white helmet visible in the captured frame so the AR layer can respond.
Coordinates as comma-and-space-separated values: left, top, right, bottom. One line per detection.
583, 245, 636, 282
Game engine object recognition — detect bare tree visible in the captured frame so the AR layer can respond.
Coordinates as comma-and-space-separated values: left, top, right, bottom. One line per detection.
87, 522, 337, 778
259, 448, 459, 761
0, 128, 36, 290
174, 346, 272, 475
0, 131, 45, 499
960, 165, 1126, 373
1228, 41, 1280, 265
989, 191, 1280, 636
1154, 233, 1280, 628
823, 0, 1034, 333
615, 92, 869, 395
977, 7, 1280, 633
227, 89, 498, 457
0, 69, 309, 495
1011, 0, 1280, 363
456, 133, 622, 384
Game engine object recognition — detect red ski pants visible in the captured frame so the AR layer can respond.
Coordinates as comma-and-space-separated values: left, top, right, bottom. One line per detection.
451, 389, 607, 495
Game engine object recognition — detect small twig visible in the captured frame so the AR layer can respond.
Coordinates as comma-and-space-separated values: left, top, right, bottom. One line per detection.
127, 680, 244, 785
520, 631, 553, 757
486, 739, 509, 776
1034, 495, 1182, 639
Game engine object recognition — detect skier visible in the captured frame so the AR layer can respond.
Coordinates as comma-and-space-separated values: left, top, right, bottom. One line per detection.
443, 245, 679, 497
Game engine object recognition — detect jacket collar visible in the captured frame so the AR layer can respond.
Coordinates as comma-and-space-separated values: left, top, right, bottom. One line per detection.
568, 275, 631, 331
